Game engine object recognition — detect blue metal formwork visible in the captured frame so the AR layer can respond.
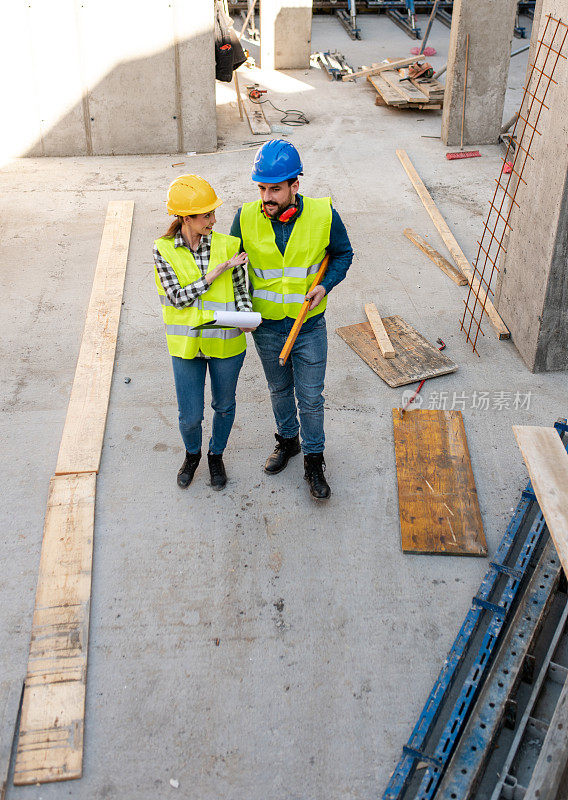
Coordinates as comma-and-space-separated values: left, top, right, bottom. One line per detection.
382, 420, 568, 800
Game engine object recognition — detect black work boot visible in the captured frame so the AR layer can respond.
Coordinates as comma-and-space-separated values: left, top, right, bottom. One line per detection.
304, 453, 331, 501
177, 451, 201, 488
264, 433, 301, 474
208, 452, 227, 491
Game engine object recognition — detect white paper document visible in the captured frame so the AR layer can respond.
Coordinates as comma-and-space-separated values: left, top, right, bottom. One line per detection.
193, 310, 262, 330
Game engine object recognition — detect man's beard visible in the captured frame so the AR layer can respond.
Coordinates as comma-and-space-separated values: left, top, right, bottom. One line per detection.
263, 197, 293, 218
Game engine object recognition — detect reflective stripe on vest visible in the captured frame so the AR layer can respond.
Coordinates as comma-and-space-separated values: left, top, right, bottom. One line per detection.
251, 289, 307, 305
251, 260, 322, 281
154, 231, 246, 359
165, 325, 243, 340
240, 196, 331, 322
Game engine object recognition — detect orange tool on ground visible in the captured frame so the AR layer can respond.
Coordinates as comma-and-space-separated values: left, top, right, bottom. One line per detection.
279, 253, 330, 366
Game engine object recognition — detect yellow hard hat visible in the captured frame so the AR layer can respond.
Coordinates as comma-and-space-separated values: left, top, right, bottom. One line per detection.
167, 174, 223, 216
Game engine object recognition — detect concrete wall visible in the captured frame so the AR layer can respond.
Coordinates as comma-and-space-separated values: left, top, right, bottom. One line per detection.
495, 2, 568, 372
1, 0, 216, 158
261, 0, 313, 70
441, 0, 518, 146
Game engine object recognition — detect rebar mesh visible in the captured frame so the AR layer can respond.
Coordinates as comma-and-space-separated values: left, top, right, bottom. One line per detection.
460, 14, 568, 355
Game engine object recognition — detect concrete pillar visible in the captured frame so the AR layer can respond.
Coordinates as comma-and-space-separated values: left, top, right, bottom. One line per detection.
494, 2, 568, 372
261, 0, 313, 71
441, 0, 517, 146
1, 0, 216, 158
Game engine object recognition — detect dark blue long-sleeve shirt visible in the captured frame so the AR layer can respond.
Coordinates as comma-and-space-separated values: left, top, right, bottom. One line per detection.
230, 194, 353, 332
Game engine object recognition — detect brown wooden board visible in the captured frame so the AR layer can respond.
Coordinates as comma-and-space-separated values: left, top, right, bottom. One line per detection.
336, 316, 457, 388
513, 426, 568, 577
55, 201, 134, 475
380, 69, 432, 103
410, 76, 445, 100
392, 409, 487, 556
367, 74, 407, 106
14, 473, 96, 785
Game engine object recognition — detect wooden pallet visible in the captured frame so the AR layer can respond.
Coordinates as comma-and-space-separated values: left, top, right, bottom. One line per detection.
367, 60, 444, 110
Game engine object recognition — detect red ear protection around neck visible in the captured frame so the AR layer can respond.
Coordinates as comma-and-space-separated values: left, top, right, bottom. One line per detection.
262, 202, 298, 223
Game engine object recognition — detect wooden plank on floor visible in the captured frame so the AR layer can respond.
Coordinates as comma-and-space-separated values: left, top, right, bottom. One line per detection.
513, 426, 568, 576
14, 473, 96, 785
364, 303, 395, 358
367, 74, 408, 106
381, 69, 432, 103
393, 409, 487, 556
396, 149, 510, 340
55, 201, 134, 475
410, 76, 445, 100
240, 85, 271, 135
0, 681, 23, 800
404, 228, 468, 286
336, 316, 457, 388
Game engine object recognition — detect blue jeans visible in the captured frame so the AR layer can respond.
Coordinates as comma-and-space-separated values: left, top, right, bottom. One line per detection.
252, 316, 327, 454
171, 352, 245, 455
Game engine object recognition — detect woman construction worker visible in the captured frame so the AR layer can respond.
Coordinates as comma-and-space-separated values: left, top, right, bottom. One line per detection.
153, 175, 256, 490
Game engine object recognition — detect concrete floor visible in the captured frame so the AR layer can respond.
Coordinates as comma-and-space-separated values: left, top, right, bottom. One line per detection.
2, 12, 564, 800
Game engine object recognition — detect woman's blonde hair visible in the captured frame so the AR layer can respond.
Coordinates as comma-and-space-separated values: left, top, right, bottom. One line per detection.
162, 216, 183, 238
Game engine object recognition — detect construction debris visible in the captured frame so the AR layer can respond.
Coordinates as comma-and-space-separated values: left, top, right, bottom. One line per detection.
396, 149, 510, 340
384, 421, 568, 800
366, 60, 444, 110
311, 51, 354, 81
336, 315, 457, 388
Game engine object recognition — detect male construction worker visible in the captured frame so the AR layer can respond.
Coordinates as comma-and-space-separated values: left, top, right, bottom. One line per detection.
230, 140, 353, 500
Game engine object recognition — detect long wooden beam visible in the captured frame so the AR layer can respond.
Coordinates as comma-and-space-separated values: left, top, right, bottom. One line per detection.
404, 228, 468, 286
396, 150, 510, 340
513, 425, 568, 577
342, 56, 418, 81
55, 201, 134, 474
14, 474, 96, 785
14, 201, 133, 786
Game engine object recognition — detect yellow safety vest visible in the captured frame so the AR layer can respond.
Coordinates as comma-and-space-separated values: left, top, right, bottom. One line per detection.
240, 196, 332, 321
154, 231, 246, 359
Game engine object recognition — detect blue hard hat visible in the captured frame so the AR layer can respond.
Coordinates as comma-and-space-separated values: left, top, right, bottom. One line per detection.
251, 139, 303, 183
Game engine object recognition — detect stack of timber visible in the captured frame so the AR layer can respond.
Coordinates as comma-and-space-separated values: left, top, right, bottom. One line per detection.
311, 51, 353, 81
365, 59, 444, 111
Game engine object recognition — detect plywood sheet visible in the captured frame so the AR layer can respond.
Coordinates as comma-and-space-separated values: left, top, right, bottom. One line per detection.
14, 473, 96, 785
393, 409, 486, 556
55, 200, 133, 475
513, 426, 568, 576
336, 316, 457, 388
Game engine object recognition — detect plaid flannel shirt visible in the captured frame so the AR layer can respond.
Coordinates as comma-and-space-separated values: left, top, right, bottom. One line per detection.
153, 231, 252, 311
